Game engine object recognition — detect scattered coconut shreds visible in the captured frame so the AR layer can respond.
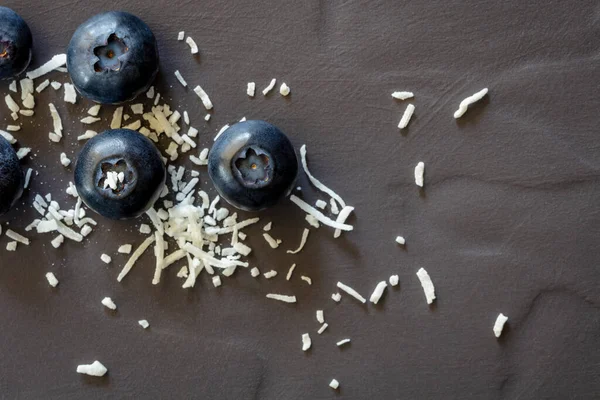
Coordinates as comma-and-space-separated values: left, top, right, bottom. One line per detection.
118, 244, 132, 254
138, 320, 150, 329
10, 112, 18, 121
77, 130, 97, 141
80, 116, 101, 124
300, 145, 346, 208
174, 70, 188, 87
329, 379, 340, 390
264, 270, 278, 279
9, 80, 16, 92
6, 229, 30, 245
146, 86, 155, 99
333, 206, 355, 239
110, 106, 124, 129
183, 111, 190, 125
5, 94, 19, 112
263, 222, 272, 232
51, 234, 64, 248
212, 275, 222, 288
290, 195, 353, 231
60, 153, 71, 167
186, 36, 199, 54
176, 266, 188, 278
414, 161, 425, 187
250, 267, 260, 278
20, 109, 34, 117
263, 233, 281, 249
204, 114, 211, 121
336, 338, 351, 347
26, 54, 67, 79
262, 78, 277, 95
6, 241, 17, 251
20, 79, 34, 100
0, 130, 16, 144
317, 323, 328, 334
315, 199, 327, 209
280, 83, 290, 96
63, 83, 77, 104
193, 85, 213, 110
139, 224, 151, 234
454, 88, 488, 119
494, 313, 508, 338
247, 82, 255, 97
24, 168, 33, 188
301, 276, 312, 285
416, 267, 436, 304
389, 275, 399, 286
214, 124, 229, 141
45, 272, 59, 287
130, 104, 143, 115
266, 293, 297, 303
117, 236, 155, 282
337, 281, 367, 304
154, 93, 161, 106
100, 254, 112, 264
286, 264, 297, 281
152, 232, 165, 284
331, 292, 341, 302
302, 333, 312, 351
306, 214, 320, 228
370, 281, 388, 304
398, 103, 415, 129
395, 236, 406, 245
316, 310, 325, 324
48, 103, 63, 139
391, 91, 414, 100
101, 297, 117, 310
51, 81, 62, 90
177, 31, 184, 40
76, 361, 107, 377
87, 104, 101, 116
7, 125, 20, 132
287, 228, 310, 254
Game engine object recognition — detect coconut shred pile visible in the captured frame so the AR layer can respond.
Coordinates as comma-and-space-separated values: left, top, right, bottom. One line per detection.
0, 33, 504, 390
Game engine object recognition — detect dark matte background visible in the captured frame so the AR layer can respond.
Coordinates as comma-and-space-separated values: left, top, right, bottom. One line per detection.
0, 0, 599, 399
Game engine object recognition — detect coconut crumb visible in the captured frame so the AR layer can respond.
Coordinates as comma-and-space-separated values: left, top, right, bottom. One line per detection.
369, 281, 388, 304
63, 83, 77, 104
414, 162, 425, 187
454, 88, 488, 119
266, 293, 296, 303
77, 130, 97, 141
87, 105, 101, 116
110, 106, 123, 129
291, 195, 352, 231
286, 264, 296, 281
250, 267, 260, 277
76, 361, 107, 377
391, 91, 414, 100
262, 78, 276, 95
101, 297, 117, 310
138, 320, 150, 329
329, 379, 339, 390
263, 233, 281, 249
317, 323, 328, 334
60, 153, 71, 167
100, 254, 112, 264
337, 281, 366, 303
280, 83, 290, 96
416, 268, 436, 304
193, 85, 213, 110
247, 82, 255, 97
212, 275, 222, 287
186, 36, 199, 54
398, 104, 415, 129
50, 81, 62, 90
389, 275, 399, 286
118, 244, 132, 254
174, 70, 188, 87
336, 338, 351, 347
395, 236, 406, 245
287, 228, 310, 254
6, 241, 17, 251
264, 270, 278, 279
301, 276, 312, 285
302, 333, 311, 351
177, 31, 184, 41
45, 272, 59, 287
331, 293, 341, 303
493, 313, 508, 338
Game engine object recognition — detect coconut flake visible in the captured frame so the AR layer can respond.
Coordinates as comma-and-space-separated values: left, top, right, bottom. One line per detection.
416, 268, 436, 304
6, 229, 29, 245
317, 323, 328, 334
301, 276, 312, 285
214, 124, 229, 141
174, 70, 188, 87
336, 338, 351, 347
212, 275, 222, 287
262, 78, 276, 95
414, 162, 425, 187
20, 78, 34, 100
266, 293, 296, 303
204, 114, 211, 121
193, 85, 213, 110
48, 103, 63, 138
391, 91, 414, 100
263, 233, 281, 249
454, 88, 488, 118
138, 320, 150, 329
302, 333, 311, 351
110, 106, 123, 129
280, 83, 290, 96
60, 153, 71, 167
101, 297, 117, 310
26, 54, 67, 79
24, 168, 32, 188
331, 292, 342, 302
8, 80, 16, 92
300, 145, 346, 208
45, 272, 59, 287
100, 254, 112, 264
398, 104, 415, 129
117, 236, 155, 282
87, 105, 101, 116
50, 81, 61, 90
250, 267, 260, 277
395, 236, 406, 245
369, 281, 388, 304
263, 222, 272, 232
389, 275, 399, 286
247, 82, 255, 97
19, 109, 34, 117
77, 130, 97, 141
285, 264, 297, 281
177, 31, 185, 40
329, 379, 339, 390
186, 36, 199, 54
76, 361, 107, 377
337, 281, 366, 304
6, 125, 20, 132
315, 199, 327, 209
493, 313, 508, 338
5, 94, 19, 112
290, 195, 353, 231
6, 241, 17, 251
63, 83, 77, 104
333, 206, 355, 238
139, 224, 151, 234
263, 270, 278, 279
306, 215, 320, 229
118, 244, 132, 254
146, 86, 155, 99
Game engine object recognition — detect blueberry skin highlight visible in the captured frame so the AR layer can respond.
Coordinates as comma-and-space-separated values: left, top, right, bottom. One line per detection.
0, 7, 32, 79
74, 129, 165, 220
67, 11, 159, 104
0, 135, 23, 216
208, 120, 298, 212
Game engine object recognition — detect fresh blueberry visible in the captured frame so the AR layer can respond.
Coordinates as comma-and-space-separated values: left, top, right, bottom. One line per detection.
0, 135, 23, 216
67, 11, 159, 104
0, 7, 32, 79
208, 120, 298, 211
74, 129, 165, 220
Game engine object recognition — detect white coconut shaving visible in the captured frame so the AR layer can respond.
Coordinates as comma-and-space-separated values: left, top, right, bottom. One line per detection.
300, 145, 346, 208
454, 88, 488, 118
389, 275, 399, 286
262, 78, 276, 95
138, 320, 150, 329
6, 229, 29, 245
369, 281, 388, 304
19, 109, 33, 117
101, 297, 117, 310
87, 105, 101, 116
6, 125, 20, 132
331, 292, 341, 302
174, 70, 188, 87
266, 293, 297, 303
110, 106, 123, 129
286, 264, 296, 281
26, 54, 67, 79
51, 234, 64, 248
414, 162, 425, 187
329, 379, 339, 390
336, 281, 366, 303
5, 94, 19, 112
493, 313, 508, 338
336, 338, 351, 347
204, 114, 211, 121
398, 104, 415, 129
50, 81, 61, 90
177, 31, 185, 40
100, 254, 112, 264
60, 153, 71, 167
301, 276, 312, 285
391, 91, 414, 100
117, 236, 155, 282
6, 241, 17, 251
193, 85, 213, 110
263, 270, 278, 279
317, 323, 328, 334
395, 236, 406, 245
63, 83, 77, 104
302, 333, 311, 351
118, 244, 132, 254
139, 224, 151, 234
263, 222, 272, 232
250, 267, 260, 277
48, 103, 62, 138
77, 130, 97, 141
290, 195, 352, 231
80, 116, 101, 124
212, 275, 222, 287
263, 233, 281, 248
45, 272, 59, 287
186, 36, 199, 54
280, 83, 290, 96
315, 200, 327, 209
8, 80, 16, 92
247, 82, 255, 97
416, 268, 436, 304
287, 228, 310, 254
76, 361, 107, 377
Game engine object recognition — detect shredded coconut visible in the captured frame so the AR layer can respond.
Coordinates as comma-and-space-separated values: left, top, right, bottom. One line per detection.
262, 78, 276, 95
493, 313, 508, 338
315, 199, 327, 209
177, 31, 184, 41
76, 361, 107, 377
300, 145, 346, 208
329, 379, 339, 390
454, 88, 488, 118
0, 130, 16, 144
5, 94, 19, 112
60, 153, 71, 167
333, 206, 355, 238
174, 70, 188, 87
101, 297, 117, 310
302, 333, 311, 351
263, 233, 281, 248
369, 281, 388, 304
185, 36, 199, 54
247, 82, 255, 97
250, 267, 260, 277
138, 320, 150, 329
212, 275, 222, 287
331, 292, 341, 302
6, 229, 29, 245
50, 81, 62, 90
118, 244, 132, 254
391, 91, 414, 100
193, 85, 213, 110
317, 323, 328, 334
45, 272, 59, 287
27, 54, 66, 79
389, 275, 399, 286
336, 338, 351, 347
63, 83, 77, 104
395, 236, 406, 245
100, 254, 112, 264
110, 106, 123, 129
266, 293, 296, 303
264, 270, 278, 279
291, 195, 352, 231
414, 162, 425, 187
301, 276, 312, 285
286, 264, 296, 281
280, 83, 290, 96
398, 103, 415, 129
117, 236, 155, 282
337, 281, 366, 303
416, 268, 436, 304
6, 241, 17, 251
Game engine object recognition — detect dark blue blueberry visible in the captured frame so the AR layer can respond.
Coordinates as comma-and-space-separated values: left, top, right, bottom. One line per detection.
208, 120, 298, 211
74, 129, 165, 220
67, 11, 159, 104
0, 7, 32, 80
0, 135, 23, 216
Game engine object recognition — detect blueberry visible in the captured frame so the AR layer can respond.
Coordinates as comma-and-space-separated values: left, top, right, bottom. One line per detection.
0, 135, 23, 216
67, 11, 159, 104
0, 7, 32, 79
208, 120, 298, 211
74, 129, 165, 220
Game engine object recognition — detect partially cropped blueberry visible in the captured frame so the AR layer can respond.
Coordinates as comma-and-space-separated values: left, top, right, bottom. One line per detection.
208, 120, 298, 211
67, 11, 159, 104
0, 7, 32, 79
0, 135, 23, 216
74, 129, 165, 220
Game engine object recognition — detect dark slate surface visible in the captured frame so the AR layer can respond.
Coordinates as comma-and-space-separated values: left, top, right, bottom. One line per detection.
0, 0, 598, 399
